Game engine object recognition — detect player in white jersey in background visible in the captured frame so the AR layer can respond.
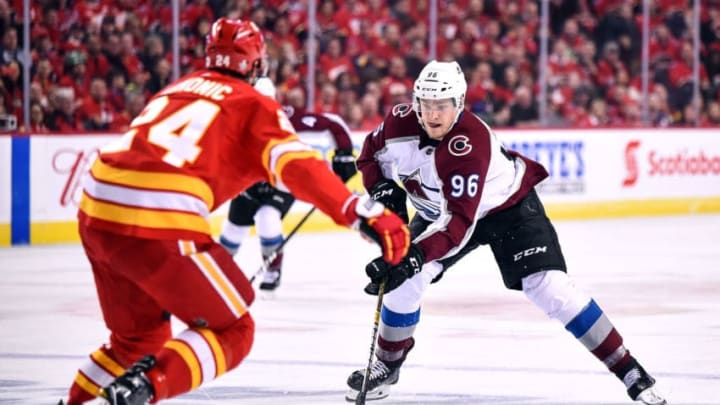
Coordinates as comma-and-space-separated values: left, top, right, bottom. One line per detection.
344, 60, 667, 405
219, 79, 357, 291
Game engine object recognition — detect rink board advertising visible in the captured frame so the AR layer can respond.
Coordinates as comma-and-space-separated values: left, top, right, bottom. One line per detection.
2, 128, 719, 245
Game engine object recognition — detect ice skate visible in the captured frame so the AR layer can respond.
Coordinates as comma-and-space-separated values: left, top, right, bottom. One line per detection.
99, 355, 156, 405
345, 360, 400, 401
259, 251, 283, 292
625, 365, 667, 405
259, 269, 281, 291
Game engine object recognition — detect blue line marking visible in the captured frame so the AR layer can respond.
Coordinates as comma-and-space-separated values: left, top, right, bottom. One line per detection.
10, 136, 30, 245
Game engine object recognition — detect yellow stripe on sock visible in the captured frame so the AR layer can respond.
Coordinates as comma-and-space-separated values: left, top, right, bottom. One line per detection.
90, 349, 125, 376
196, 328, 227, 376
75, 372, 101, 397
165, 340, 202, 389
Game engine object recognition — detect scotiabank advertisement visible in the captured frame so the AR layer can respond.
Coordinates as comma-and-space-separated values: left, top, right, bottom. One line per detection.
499, 128, 720, 203
615, 132, 720, 197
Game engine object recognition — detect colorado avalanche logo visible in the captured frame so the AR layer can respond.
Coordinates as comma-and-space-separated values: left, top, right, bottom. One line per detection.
402, 169, 430, 200
448, 135, 472, 157
392, 103, 413, 118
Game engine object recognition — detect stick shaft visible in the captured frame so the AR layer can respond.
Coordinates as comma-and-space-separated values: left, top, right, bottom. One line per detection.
356, 280, 386, 404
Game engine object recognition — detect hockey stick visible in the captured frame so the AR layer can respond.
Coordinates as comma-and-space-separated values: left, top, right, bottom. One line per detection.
248, 206, 317, 284
356, 278, 386, 405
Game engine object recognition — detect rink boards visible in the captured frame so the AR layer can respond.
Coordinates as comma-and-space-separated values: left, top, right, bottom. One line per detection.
1, 128, 719, 245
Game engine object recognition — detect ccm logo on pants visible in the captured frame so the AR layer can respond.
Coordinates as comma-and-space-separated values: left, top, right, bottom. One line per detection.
513, 246, 547, 262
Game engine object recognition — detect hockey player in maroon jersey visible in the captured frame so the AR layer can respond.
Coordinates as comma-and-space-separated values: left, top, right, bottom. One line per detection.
218, 78, 357, 291
345, 60, 666, 405
58, 18, 410, 405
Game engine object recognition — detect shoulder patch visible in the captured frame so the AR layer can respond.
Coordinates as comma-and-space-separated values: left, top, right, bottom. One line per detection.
448, 134, 472, 157
391, 103, 413, 118
301, 116, 318, 128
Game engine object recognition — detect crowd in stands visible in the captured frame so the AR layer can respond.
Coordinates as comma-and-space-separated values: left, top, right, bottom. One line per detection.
1, 0, 719, 133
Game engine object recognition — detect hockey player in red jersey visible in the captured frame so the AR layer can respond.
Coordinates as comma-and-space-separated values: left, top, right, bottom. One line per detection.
345, 60, 666, 405
218, 78, 357, 291
59, 18, 410, 405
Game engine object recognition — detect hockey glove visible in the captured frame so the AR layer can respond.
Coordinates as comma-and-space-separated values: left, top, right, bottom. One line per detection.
332, 149, 357, 182
345, 194, 410, 266
369, 180, 409, 224
364, 244, 425, 295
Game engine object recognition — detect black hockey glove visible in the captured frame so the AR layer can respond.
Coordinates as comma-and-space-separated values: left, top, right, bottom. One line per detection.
369, 180, 409, 224
364, 244, 425, 295
332, 149, 357, 182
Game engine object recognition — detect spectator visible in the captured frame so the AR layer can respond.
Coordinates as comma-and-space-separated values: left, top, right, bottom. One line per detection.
45, 87, 79, 131
28, 81, 49, 111
146, 58, 172, 95
379, 56, 413, 111
319, 36, 355, 82
77, 77, 116, 131
578, 97, 611, 127
359, 93, 384, 130
27, 102, 49, 132
704, 101, 720, 126
346, 103, 366, 131
314, 81, 339, 114
404, 38, 427, 79
110, 90, 145, 132
1, 26, 21, 65
508, 85, 539, 127
59, 50, 90, 100
647, 87, 673, 127
596, 41, 627, 94
1, 59, 22, 120
32, 57, 59, 95
84, 32, 111, 80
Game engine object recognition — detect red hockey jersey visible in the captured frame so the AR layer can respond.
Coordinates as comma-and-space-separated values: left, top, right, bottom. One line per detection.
79, 70, 354, 241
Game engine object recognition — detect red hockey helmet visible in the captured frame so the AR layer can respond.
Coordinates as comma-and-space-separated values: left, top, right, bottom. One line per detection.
205, 18, 267, 77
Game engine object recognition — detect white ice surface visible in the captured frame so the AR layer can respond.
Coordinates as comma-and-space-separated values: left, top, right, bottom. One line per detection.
1, 214, 719, 404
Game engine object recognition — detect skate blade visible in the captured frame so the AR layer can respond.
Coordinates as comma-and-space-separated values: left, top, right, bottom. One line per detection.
259, 289, 278, 300
345, 386, 392, 402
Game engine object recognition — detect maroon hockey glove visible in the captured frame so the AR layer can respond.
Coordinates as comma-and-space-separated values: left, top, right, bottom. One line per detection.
364, 244, 425, 295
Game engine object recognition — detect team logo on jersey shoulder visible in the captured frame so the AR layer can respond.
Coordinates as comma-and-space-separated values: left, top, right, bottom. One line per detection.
392, 103, 413, 118
301, 116, 318, 127
448, 134, 472, 157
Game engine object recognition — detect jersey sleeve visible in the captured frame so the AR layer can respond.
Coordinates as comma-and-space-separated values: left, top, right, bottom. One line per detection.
414, 134, 493, 263
357, 121, 388, 190
322, 113, 354, 151
279, 157, 354, 226
250, 100, 355, 226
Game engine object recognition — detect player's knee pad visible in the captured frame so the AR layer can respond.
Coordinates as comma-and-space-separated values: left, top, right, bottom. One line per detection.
383, 261, 441, 314
219, 314, 256, 371
254, 205, 283, 239
522, 270, 591, 324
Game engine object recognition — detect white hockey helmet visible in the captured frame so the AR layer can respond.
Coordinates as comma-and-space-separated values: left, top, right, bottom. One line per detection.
413, 60, 467, 126
254, 76, 277, 99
